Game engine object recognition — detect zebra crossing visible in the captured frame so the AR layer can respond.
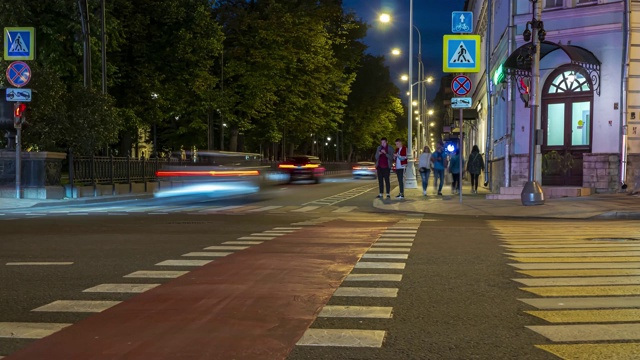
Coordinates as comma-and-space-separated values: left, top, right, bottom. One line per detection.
0, 204, 364, 219
490, 220, 640, 359
296, 218, 422, 348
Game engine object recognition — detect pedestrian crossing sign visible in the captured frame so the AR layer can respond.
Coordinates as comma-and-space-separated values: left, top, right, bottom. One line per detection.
4, 27, 35, 61
443, 35, 480, 73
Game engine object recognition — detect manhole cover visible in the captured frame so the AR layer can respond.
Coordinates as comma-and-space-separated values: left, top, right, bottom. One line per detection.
589, 238, 640, 242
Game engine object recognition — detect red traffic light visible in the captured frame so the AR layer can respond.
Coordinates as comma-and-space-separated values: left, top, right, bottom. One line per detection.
14, 103, 27, 117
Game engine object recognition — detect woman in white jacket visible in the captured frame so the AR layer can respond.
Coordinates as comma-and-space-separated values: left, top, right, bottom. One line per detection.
418, 146, 432, 196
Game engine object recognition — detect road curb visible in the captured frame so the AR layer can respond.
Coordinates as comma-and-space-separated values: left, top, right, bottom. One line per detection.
29, 193, 155, 208
591, 211, 640, 220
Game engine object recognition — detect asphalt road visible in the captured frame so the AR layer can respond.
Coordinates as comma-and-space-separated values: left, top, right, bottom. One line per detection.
1, 176, 639, 359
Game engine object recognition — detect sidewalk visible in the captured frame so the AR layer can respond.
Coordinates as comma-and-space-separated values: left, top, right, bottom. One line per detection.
374, 181, 640, 220
0, 193, 153, 211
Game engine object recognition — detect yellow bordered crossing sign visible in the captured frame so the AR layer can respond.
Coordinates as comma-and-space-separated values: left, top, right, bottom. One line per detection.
443, 34, 480, 73
4, 27, 35, 61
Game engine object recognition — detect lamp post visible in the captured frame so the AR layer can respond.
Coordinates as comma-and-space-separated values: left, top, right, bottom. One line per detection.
151, 93, 159, 158
521, 0, 545, 206
404, 1, 418, 188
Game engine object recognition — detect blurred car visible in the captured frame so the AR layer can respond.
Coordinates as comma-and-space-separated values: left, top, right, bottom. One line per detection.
352, 161, 376, 179
278, 155, 325, 184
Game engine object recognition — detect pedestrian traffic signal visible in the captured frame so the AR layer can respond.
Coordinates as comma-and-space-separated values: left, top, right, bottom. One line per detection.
519, 77, 531, 108
14, 103, 26, 128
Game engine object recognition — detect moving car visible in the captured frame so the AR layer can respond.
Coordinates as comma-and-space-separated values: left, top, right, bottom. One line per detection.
278, 155, 325, 184
352, 161, 376, 179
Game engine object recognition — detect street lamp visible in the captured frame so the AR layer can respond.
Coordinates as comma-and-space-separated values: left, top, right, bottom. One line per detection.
379, 13, 391, 23
151, 93, 159, 158
401, 74, 409, 81
391, 48, 401, 56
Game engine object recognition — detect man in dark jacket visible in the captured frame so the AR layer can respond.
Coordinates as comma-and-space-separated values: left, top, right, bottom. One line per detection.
375, 137, 394, 199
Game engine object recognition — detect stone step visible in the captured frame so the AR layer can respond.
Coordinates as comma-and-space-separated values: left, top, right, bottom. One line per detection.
492, 186, 593, 200
486, 194, 520, 200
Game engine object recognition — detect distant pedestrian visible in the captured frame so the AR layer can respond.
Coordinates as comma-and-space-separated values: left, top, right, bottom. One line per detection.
394, 138, 407, 199
467, 145, 485, 194
430, 142, 447, 196
418, 146, 432, 196
449, 149, 462, 195
375, 137, 394, 199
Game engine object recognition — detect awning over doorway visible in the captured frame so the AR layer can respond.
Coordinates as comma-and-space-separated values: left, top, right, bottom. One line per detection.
503, 41, 601, 95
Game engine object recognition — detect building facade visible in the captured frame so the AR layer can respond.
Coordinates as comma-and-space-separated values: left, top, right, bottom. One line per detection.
462, 0, 638, 194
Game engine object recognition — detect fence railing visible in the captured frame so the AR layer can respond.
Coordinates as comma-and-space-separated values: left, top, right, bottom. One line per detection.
68, 155, 353, 186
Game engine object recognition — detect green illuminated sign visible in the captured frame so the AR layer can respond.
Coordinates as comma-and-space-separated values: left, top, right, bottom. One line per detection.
493, 63, 505, 85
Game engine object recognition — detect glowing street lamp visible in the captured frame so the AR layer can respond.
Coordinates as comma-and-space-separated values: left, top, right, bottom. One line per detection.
391, 48, 401, 56
379, 13, 391, 23
401, 74, 409, 81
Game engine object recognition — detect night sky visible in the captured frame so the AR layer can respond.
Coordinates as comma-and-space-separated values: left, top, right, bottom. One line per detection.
342, 0, 467, 88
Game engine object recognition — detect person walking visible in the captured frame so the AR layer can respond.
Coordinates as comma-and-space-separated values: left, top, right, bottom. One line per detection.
467, 145, 485, 194
449, 149, 462, 195
393, 138, 407, 199
430, 142, 447, 196
375, 137, 394, 199
418, 146, 432, 196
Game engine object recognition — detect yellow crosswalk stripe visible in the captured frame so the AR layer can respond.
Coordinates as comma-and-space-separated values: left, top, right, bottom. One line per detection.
508, 247, 640, 253
521, 285, 640, 297
536, 343, 640, 360
511, 256, 640, 263
517, 269, 640, 277
526, 309, 640, 323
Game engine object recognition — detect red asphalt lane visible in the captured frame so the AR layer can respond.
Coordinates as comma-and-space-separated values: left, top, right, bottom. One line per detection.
6, 220, 390, 360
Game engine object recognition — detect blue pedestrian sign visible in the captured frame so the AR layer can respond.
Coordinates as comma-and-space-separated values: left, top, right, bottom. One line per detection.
443, 35, 481, 73
6, 61, 31, 88
4, 27, 35, 61
452, 11, 473, 34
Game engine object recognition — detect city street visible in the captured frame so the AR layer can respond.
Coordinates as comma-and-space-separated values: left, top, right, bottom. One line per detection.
1, 177, 639, 359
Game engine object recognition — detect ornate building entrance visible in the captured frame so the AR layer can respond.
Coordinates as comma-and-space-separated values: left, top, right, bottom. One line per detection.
541, 66, 594, 186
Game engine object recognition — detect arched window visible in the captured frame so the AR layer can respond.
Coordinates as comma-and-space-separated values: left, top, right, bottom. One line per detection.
548, 70, 592, 94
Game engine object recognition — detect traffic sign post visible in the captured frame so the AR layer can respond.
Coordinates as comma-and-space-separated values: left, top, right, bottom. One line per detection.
4, 27, 35, 61
443, 35, 481, 73
452, 11, 473, 33
6, 88, 31, 102
451, 97, 472, 109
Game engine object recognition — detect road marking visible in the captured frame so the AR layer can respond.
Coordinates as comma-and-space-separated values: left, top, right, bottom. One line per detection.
238, 236, 276, 241
333, 287, 398, 297
507, 251, 640, 257
344, 274, 402, 282
510, 262, 640, 270
223, 241, 262, 245
383, 230, 417, 234
389, 227, 420, 230
251, 233, 285, 236
375, 238, 414, 242
24, 213, 47, 216
318, 306, 393, 318
362, 254, 409, 260
203, 246, 248, 251
333, 206, 357, 213
248, 206, 283, 212
198, 206, 242, 213
124, 270, 188, 278
517, 269, 640, 277
510, 256, 640, 263
33, 300, 121, 313
527, 323, 640, 342
273, 227, 303, 230
67, 213, 89, 216
263, 230, 296, 233
504, 243, 640, 249
297, 328, 385, 347
514, 276, 640, 287
520, 296, 640, 310
367, 247, 410, 252
521, 285, 640, 297
83, 283, 160, 293
373, 242, 413, 247
355, 262, 405, 269
506, 246, 640, 252
6, 262, 73, 266
291, 206, 321, 213
183, 252, 232, 257
526, 309, 640, 323
155, 259, 212, 266
0, 322, 71, 339
536, 343, 640, 360
379, 234, 415, 238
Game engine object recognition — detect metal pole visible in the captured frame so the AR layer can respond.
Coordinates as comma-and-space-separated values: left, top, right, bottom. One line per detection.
16, 126, 21, 199
405, 0, 417, 189
484, 0, 493, 188
459, 108, 463, 203
101, 0, 106, 94
521, 0, 545, 205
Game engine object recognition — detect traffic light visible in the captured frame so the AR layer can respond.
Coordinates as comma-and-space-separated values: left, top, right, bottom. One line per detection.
14, 103, 26, 128
519, 77, 531, 108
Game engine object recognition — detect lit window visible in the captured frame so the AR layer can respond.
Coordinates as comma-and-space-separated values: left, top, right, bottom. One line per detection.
544, 0, 563, 9
548, 70, 591, 94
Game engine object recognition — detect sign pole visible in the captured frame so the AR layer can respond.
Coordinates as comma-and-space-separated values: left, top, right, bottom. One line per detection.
15, 102, 22, 199
459, 108, 463, 203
